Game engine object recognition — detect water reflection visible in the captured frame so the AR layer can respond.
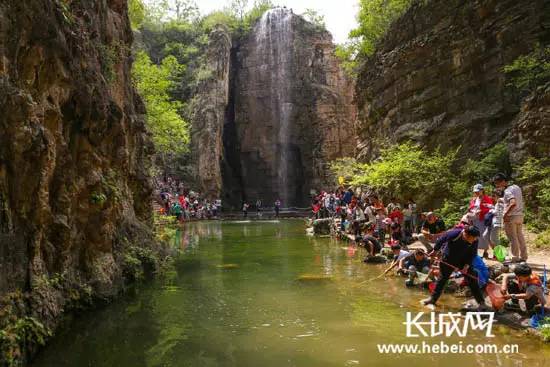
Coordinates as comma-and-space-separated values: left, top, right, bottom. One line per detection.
33, 220, 550, 367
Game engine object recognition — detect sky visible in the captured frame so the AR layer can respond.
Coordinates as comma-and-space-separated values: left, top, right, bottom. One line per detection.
196, 0, 359, 44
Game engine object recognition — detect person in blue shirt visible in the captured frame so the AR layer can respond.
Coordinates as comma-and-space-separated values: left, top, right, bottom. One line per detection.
422, 226, 486, 309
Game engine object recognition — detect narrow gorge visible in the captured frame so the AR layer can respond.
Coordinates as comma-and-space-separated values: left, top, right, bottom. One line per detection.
1, 0, 549, 365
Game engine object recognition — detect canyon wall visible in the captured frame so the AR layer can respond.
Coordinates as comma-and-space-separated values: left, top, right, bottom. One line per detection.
355, 0, 550, 161
191, 8, 356, 207
0, 0, 159, 358
189, 26, 232, 199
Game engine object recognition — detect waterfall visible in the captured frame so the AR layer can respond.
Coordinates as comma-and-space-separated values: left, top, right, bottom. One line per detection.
255, 8, 294, 207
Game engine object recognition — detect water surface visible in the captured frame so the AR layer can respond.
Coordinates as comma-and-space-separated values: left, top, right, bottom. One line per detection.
33, 220, 550, 366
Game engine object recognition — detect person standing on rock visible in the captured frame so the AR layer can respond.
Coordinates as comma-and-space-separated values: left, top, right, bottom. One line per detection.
243, 202, 249, 218
274, 199, 281, 218
468, 184, 493, 259
493, 173, 527, 262
256, 199, 262, 218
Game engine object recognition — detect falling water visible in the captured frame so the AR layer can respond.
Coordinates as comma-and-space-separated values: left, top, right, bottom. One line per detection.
255, 8, 294, 206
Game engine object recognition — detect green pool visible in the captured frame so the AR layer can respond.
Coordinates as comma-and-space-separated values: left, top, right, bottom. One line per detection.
33, 220, 550, 366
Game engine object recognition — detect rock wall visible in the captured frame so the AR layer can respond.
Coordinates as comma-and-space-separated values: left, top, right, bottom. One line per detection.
189, 26, 232, 199
355, 0, 550, 161
0, 0, 157, 357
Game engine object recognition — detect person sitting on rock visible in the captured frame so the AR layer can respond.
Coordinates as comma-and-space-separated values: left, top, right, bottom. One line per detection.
390, 222, 404, 246
416, 212, 446, 252
383, 244, 410, 275
360, 223, 382, 259
501, 264, 547, 314
399, 249, 431, 286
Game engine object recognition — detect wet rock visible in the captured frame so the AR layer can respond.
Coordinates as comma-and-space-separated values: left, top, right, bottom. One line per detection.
312, 218, 332, 235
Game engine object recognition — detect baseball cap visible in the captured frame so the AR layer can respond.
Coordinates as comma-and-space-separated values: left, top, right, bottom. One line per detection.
473, 184, 484, 192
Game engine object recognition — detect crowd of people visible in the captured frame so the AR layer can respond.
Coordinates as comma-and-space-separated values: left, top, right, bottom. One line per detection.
155, 177, 222, 221
316, 173, 548, 314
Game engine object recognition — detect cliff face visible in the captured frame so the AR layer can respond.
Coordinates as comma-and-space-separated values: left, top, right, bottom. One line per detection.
0, 0, 156, 351
355, 0, 550, 161
191, 8, 356, 207
232, 8, 356, 207
189, 26, 232, 199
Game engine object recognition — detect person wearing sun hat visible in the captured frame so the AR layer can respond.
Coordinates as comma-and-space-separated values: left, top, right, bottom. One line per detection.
468, 183, 493, 258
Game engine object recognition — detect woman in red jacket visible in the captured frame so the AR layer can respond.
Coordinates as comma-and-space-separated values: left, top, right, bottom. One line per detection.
468, 184, 493, 258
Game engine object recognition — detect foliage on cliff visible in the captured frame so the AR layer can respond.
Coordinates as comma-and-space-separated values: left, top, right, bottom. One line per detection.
132, 51, 189, 155
504, 44, 550, 93
337, 0, 416, 73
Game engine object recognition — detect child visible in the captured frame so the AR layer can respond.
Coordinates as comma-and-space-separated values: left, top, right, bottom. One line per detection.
501, 264, 547, 314
484, 189, 504, 259
375, 208, 387, 243
383, 244, 410, 275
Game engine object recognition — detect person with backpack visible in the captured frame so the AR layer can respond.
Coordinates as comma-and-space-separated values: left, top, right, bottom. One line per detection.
422, 226, 487, 309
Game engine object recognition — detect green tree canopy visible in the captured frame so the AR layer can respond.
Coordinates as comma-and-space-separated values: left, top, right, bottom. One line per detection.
301, 8, 326, 30
132, 51, 189, 155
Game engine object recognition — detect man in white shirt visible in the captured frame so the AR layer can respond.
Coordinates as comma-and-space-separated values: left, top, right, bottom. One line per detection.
493, 173, 527, 262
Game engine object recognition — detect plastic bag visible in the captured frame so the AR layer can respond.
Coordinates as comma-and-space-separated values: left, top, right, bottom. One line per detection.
493, 245, 507, 262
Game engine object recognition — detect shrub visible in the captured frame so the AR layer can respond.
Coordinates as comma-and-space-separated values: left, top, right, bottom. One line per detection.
516, 157, 550, 231
0, 317, 51, 367
534, 230, 550, 249
331, 143, 458, 210
503, 45, 550, 93
90, 192, 107, 205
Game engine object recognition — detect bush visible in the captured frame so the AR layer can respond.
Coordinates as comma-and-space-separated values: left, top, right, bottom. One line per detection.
503, 44, 550, 93
516, 157, 550, 231
0, 317, 51, 367
331, 143, 458, 210
534, 230, 550, 249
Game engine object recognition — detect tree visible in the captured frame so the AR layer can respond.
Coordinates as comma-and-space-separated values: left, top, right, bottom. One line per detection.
129, 0, 146, 29
230, 0, 249, 21
349, 0, 413, 56
170, 0, 200, 22
132, 51, 189, 155
301, 8, 326, 29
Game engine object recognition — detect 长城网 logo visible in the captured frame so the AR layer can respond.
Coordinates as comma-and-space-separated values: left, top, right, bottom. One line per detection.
403, 312, 495, 338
